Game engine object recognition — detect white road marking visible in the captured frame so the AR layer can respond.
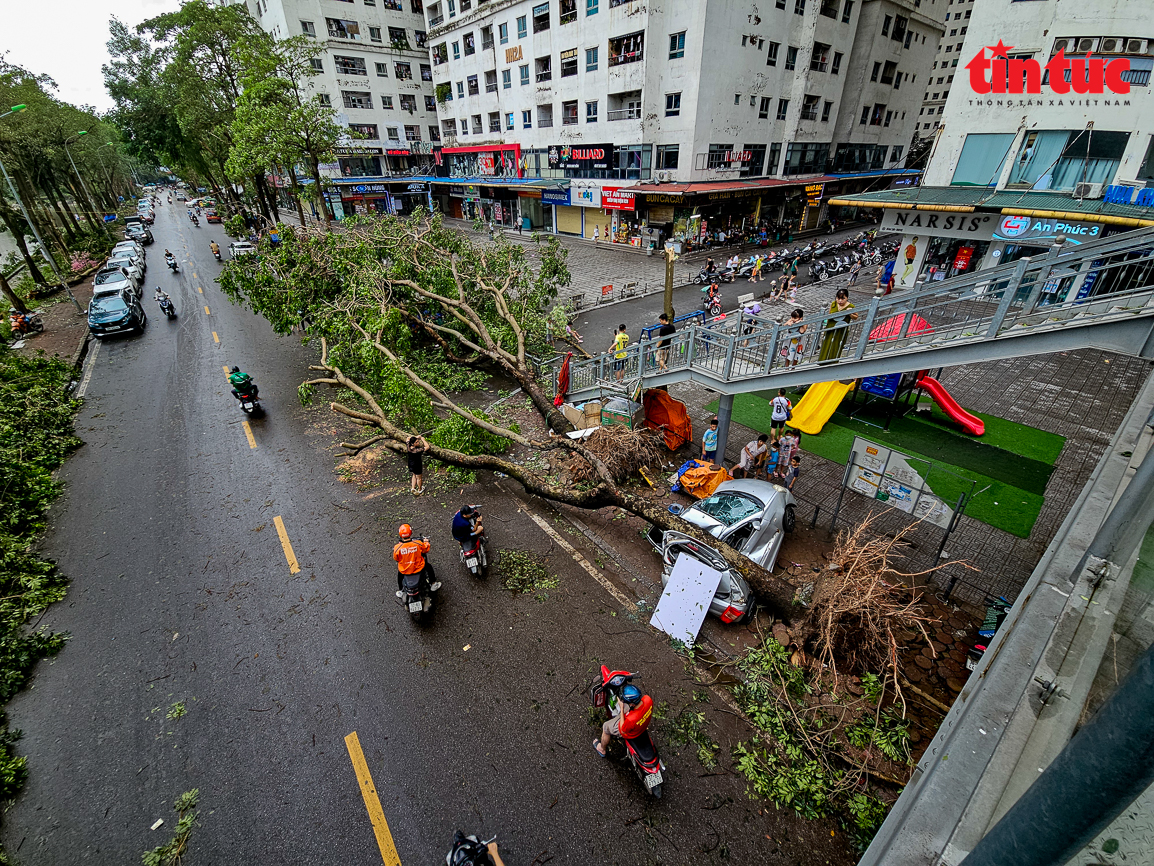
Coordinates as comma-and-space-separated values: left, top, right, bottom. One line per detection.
521, 507, 637, 612
76, 339, 101, 398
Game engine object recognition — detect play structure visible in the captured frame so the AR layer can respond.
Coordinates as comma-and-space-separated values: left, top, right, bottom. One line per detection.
790, 313, 985, 436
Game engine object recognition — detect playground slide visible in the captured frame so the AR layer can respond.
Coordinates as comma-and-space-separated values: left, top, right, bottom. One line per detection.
916, 376, 985, 436
791, 380, 854, 435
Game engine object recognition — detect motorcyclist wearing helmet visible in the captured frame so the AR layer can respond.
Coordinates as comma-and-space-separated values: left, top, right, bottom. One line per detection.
228, 365, 258, 398
154, 286, 170, 302
210, 240, 220, 258
451, 505, 484, 549
594, 683, 654, 757
393, 524, 434, 592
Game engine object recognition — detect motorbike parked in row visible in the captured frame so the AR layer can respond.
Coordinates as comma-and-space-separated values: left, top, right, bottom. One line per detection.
8, 309, 44, 337
693, 264, 735, 284
591, 666, 665, 797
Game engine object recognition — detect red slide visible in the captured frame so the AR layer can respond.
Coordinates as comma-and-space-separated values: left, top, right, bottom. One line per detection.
916, 376, 985, 436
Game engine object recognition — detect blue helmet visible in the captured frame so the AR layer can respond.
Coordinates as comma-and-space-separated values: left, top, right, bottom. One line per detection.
622, 685, 642, 706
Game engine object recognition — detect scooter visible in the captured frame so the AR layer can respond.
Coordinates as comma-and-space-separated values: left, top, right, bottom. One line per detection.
395, 547, 441, 622
212, 248, 222, 262
459, 520, 488, 577
9, 311, 44, 337
157, 296, 176, 319
232, 384, 262, 416
701, 283, 722, 317
166, 256, 179, 272
446, 832, 497, 866
591, 666, 665, 797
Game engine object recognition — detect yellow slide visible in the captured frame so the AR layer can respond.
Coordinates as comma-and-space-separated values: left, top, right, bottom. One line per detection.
790, 380, 854, 434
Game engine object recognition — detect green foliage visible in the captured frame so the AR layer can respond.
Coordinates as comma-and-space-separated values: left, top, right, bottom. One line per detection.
499, 549, 559, 600
846, 710, 912, 764
222, 214, 246, 238
435, 82, 452, 103
664, 706, 720, 769
142, 788, 200, 866
861, 672, 884, 705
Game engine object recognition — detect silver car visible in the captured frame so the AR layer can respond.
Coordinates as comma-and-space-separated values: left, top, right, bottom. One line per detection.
647, 479, 797, 623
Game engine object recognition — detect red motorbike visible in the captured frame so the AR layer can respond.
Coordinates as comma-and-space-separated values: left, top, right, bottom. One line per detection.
591, 666, 665, 797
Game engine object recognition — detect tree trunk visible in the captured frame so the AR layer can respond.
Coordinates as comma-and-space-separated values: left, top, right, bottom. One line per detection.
0, 206, 47, 286
287, 167, 307, 228
310, 157, 332, 228
253, 173, 271, 224
0, 268, 28, 313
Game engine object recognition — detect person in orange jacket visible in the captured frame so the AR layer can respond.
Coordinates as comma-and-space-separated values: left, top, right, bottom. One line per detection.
393, 524, 434, 593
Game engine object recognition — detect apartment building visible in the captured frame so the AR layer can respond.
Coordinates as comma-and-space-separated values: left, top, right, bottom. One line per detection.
916, 0, 973, 133
410, 0, 944, 242
237, 0, 438, 214
832, 0, 1154, 291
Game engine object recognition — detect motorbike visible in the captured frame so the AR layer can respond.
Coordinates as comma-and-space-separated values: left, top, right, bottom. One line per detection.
693, 265, 735, 285
966, 596, 1013, 670
232, 383, 262, 416
8, 311, 44, 337
809, 260, 830, 281
446, 832, 497, 866
157, 296, 176, 319
212, 248, 222, 262
591, 666, 665, 797
701, 284, 723, 317
166, 256, 178, 272
395, 541, 441, 622
458, 510, 488, 577
736, 256, 759, 278
191, 214, 199, 226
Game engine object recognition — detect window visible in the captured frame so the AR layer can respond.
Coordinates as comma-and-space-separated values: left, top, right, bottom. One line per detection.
467, 74, 479, 95
405, 124, 421, 141
884, 109, 893, 127
560, 0, 577, 23
459, 117, 468, 135
707, 143, 735, 169
734, 93, 741, 105
860, 106, 870, 124
1007, 129, 1129, 191
335, 56, 368, 76
429, 126, 441, 142
587, 0, 599, 12
767, 142, 782, 175
952, 132, 1016, 185
586, 100, 598, 122
881, 60, 896, 84
412, 0, 423, 11
456, 81, 464, 99
783, 142, 830, 175
464, 32, 475, 55
425, 95, 437, 111
535, 55, 552, 81
415, 30, 427, 48
832, 143, 888, 171
777, 98, 789, 120
327, 17, 359, 39
506, 112, 515, 130
502, 69, 512, 88
669, 31, 685, 59
472, 114, 483, 133
520, 64, 530, 85
759, 97, 771, 118
819, 0, 838, 17
821, 100, 833, 121
532, 3, 550, 33
537, 104, 553, 127
776, 0, 785, 7
301, 20, 316, 37
609, 31, 644, 66
785, 46, 798, 70
388, 26, 408, 46
485, 70, 498, 92
499, 22, 509, 44
665, 92, 681, 116
522, 109, 532, 128
375, 62, 388, 76
869, 103, 885, 125
810, 42, 830, 72
794, 0, 805, 13
395, 62, 412, 80
891, 145, 904, 162
452, 42, 461, 60
561, 48, 578, 76
421, 64, 432, 82
394, 95, 413, 113
318, 93, 332, 106
562, 100, 578, 125
741, 144, 768, 177
766, 41, 779, 66
481, 26, 494, 49
586, 46, 599, 70
369, 26, 382, 42
656, 144, 679, 170
842, 0, 853, 21
517, 15, 527, 38
882, 16, 891, 36
893, 71, 902, 89
891, 15, 907, 43
349, 123, 378, 138
801, 94, 820, 120
342, 90, 373, 109
488, 112, 501, 132
381, 95, 394, 109
311, 58, 325, 72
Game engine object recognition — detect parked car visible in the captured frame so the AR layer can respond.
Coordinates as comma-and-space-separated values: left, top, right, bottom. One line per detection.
105, 255, 143, 285
205, 211, 222, 223
110, 244, 145, 271
88, 289, 146, 338
125, 225, 154, 245
646, 479, 797, 623
93, 267, 141, 301
228, 240, 257, 258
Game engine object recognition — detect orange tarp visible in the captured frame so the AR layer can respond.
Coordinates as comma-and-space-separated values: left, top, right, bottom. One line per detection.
679, 462, 731, 499
643, 390, 693, 450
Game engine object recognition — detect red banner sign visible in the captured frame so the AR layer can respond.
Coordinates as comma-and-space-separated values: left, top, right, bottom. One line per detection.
953, 246, 975, 271
601, 187, 635, 211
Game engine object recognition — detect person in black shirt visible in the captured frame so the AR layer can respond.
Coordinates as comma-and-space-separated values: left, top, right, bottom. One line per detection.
655, 313, 676, 371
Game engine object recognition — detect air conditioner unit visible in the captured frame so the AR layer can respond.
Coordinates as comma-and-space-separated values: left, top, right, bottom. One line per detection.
1100, 37, 1123, 54
1076, 37, 1099, 54
1126, 38, 1149, 55
1052, 38, 1073, 54
1074, 181, 1104, 199
657, 170, 669, 182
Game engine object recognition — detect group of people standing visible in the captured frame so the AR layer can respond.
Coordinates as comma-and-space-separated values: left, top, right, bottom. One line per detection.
700, 395, 802, 493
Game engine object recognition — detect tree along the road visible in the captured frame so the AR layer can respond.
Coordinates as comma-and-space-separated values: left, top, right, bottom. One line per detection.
218, 213, 800, 616
228, 34, 342, 227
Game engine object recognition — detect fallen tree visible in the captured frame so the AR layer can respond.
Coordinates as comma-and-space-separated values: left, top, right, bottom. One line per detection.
218, 211, 805, 616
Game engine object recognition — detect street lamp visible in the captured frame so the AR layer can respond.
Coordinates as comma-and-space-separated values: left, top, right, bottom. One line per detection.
0, 105, 83, 313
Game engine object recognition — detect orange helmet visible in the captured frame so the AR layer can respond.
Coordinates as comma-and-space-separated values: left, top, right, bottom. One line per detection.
398, 524, 413, 540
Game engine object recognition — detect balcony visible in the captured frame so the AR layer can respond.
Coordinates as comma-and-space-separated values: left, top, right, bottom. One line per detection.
429, 14, 444, 25
607, 107, 641, 121
538, 118, 554, 128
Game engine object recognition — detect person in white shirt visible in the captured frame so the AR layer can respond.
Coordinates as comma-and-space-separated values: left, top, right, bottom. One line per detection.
770, 388, 792, 440
736, 434, 769, 478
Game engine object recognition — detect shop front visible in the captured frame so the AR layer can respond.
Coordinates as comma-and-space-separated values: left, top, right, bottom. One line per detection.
603, 187, 639, 245
879, 209, 999, 288
337, 181, 396, 216
517, 188, 552, 232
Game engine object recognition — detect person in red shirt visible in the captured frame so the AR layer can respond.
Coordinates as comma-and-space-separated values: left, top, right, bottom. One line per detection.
594, 684, 653, 756
393, 524, 433, 592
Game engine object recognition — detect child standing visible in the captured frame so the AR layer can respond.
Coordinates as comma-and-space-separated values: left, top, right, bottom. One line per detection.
701, 417, 719, 463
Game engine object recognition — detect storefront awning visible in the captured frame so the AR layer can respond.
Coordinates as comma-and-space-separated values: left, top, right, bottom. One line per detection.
829, 187, 1154, 227
330, 175, 567, 191
619, 176, 838, 196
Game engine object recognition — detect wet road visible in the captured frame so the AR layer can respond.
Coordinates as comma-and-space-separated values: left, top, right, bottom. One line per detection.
2, 205, 847, 865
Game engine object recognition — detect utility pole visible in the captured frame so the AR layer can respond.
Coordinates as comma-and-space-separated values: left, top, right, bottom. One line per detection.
662, 244, 678, 321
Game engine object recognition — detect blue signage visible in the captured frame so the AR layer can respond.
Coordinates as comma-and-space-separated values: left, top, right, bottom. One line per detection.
541, 188, 570, 206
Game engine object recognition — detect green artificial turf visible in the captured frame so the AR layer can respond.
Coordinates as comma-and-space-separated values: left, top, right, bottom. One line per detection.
707, 390, 1065, 539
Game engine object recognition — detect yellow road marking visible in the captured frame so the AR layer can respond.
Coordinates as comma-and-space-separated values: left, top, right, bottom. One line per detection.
273, 516, 300, 574
222, 365, 230, 374
192, 272, 198, 279
204, 306, 211, 315
241, 419, 257, 449
198, 286, 204, 294
212, 331, 220, 344
344, 732, 402, 866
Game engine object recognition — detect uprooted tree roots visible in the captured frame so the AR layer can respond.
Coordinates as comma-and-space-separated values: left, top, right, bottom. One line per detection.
567, 425, 667, 485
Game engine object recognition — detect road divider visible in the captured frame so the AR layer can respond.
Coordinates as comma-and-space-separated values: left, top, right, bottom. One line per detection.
272, 515, 300, 574
344, 731, 402, 866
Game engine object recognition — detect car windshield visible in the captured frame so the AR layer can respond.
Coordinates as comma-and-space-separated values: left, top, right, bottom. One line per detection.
692, 491, 763, 527
90, 296, 128, 314
94, 270, 125, 285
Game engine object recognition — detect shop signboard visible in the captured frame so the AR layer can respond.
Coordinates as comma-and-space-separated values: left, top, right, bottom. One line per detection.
880, 209, 998, 241
494, 203, 503, 221
450, 185, 466, 197
548, 143, 614, 170
571, 185, 602, 208
351, 183, 389, 193
518, 188, 543, 199
805, 182, 825, 206
991, 214, 1104, 245
335, 146, 384, 156
952, 246, 976, 270
647, 205, 675, 223
385, 147, 411, 156
602, 186, 635, 211
542, 188, 570, 206
478, 153, 495, 176
463, 184, 480, 200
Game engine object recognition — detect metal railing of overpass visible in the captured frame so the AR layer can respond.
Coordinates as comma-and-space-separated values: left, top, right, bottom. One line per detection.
555, 227, 1154, 402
